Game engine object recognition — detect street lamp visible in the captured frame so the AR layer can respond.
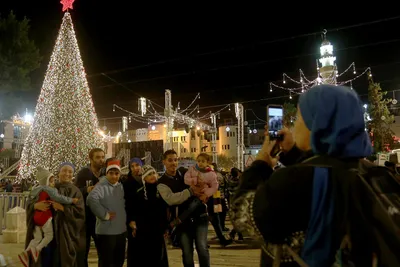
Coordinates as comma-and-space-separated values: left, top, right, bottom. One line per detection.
24, 113, 33, 123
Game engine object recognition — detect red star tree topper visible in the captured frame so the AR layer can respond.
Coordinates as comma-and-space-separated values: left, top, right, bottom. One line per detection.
61, 0, 75, 12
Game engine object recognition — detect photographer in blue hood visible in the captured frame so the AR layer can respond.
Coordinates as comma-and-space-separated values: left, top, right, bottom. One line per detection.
229, 85, 375, 267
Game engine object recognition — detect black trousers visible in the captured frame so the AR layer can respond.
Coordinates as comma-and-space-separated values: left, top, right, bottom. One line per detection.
126, 231, 138, 267
219, 198, 228, 229
85, 222, 99, 267
210, 213, 229, 243
97, 232, 127, 267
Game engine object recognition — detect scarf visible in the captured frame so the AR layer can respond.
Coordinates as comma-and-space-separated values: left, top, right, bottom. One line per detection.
299, 85, 372, 266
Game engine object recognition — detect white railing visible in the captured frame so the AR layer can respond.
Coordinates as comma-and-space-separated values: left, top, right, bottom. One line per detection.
0, 192, 29, 234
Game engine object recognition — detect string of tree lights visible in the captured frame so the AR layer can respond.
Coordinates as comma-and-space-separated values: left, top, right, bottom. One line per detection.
270, 30, 373, 97
17, 1, 103, 183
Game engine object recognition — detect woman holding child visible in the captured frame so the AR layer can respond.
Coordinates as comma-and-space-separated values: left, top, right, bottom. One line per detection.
24, 163, 86, 267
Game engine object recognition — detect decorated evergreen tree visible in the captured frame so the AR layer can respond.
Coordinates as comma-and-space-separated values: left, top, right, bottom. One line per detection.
283, 102, 297, 128
17, 1, 103, 183
367, 72, 394, 153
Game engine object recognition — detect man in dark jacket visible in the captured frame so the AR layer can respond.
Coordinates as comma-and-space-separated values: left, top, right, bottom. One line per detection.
74, 148, 105, 267
157, 150, 207, 267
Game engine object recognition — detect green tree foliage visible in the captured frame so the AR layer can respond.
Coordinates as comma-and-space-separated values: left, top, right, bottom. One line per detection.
0, 11, 41, 119
283, 102, 297, 128
367, 73, 394, 152
0, 11, 41, 92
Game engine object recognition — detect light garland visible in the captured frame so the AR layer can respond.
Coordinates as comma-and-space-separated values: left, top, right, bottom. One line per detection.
17, 11, 103, 183
138, 97, 147, 116
270, 31, 372, 97
179, 93, 200, 113
113, 104, 163, 124
114, 91, 215, 131
235, 103, 245, 171
112, 91, 235, 146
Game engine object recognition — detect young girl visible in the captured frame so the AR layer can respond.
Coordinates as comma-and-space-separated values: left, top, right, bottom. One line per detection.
184, 153, 218, 201
170, 153, 218, 228
133, 165, 169, 267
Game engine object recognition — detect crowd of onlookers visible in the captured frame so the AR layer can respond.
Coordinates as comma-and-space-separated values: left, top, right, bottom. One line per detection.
3, 146, 246, 267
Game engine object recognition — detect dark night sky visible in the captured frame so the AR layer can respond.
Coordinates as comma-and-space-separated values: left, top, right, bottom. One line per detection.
1, 1, 400, 132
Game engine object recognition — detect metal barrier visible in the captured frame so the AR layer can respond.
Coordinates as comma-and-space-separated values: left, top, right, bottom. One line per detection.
0, 192, 29, 234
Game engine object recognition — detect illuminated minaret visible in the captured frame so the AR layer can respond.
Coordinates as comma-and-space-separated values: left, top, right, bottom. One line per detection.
318, 30, 337, 84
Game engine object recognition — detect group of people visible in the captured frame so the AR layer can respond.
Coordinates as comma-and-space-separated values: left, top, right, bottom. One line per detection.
19, 145, 241, 267
14, 83, 389, 267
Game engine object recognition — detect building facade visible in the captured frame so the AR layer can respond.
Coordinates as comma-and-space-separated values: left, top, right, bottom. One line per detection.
116, 123, 265, 161
0, 115, 31, 157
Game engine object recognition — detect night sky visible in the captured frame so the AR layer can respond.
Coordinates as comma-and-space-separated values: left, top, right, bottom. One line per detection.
1, 1, 400, 132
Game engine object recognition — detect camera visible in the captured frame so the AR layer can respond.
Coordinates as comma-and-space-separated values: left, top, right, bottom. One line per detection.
269, 131, 283, 141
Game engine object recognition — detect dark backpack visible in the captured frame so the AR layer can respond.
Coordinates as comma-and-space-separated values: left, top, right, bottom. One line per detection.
354, 161, 400, 266
269, 156, 400, 267
303, 157, 400, 267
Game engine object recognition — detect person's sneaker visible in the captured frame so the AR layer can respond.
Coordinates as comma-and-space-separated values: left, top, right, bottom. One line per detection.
30, 247, 40, 263
18, 251, 29, 267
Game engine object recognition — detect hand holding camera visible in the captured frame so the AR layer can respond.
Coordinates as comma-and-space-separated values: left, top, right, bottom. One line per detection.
258, 127, 295, 168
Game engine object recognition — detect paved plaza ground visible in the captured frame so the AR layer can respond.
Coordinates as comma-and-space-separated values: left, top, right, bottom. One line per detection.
0, 225, 262, 267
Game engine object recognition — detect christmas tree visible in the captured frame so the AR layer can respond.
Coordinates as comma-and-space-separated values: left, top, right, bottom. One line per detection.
17, 2, 103, 183
367, 72, 394, 153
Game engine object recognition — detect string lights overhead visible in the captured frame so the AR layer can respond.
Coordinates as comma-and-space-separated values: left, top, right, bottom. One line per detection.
111, 91, 233, 140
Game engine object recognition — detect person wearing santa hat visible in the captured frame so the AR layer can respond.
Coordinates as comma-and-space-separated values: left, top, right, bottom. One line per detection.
87, 159, 126, 267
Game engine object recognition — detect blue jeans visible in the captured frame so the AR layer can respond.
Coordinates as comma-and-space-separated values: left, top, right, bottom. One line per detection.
180, 216, 210, 267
